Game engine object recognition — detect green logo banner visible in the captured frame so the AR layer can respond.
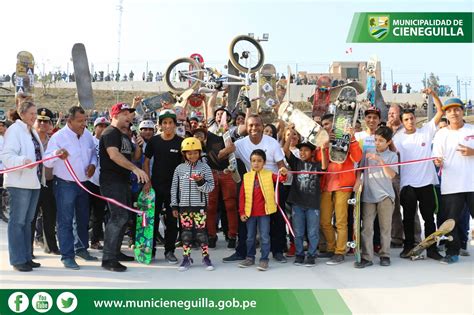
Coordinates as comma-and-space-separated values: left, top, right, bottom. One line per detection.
0, 289, 351, 315
347, 12, 473, 43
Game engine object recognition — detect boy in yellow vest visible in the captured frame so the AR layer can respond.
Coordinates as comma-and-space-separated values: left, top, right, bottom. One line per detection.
238, 149, 288, 271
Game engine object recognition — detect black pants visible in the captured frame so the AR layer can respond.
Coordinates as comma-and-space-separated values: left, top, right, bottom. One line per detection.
85, 181, 107, 243
153, 189, 178, 254
441, 192, 474, 256
270, 184, 287, 256
400, 185, 437, 249
31, 180, 58, 253
101, 180, 131, 261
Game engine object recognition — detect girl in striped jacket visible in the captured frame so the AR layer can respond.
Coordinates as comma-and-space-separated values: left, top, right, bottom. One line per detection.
170, 137, 215, 271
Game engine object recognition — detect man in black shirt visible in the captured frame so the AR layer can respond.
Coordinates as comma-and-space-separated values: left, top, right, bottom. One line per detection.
100, 103, 149, 272
143, 109, 183, 263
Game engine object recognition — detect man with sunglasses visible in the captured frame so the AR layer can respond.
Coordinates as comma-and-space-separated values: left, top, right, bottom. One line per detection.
393, 88, 444, 260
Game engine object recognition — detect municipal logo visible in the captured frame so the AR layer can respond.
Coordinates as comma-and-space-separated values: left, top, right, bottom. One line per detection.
8, 292, 29, 313
32, 292, 53, 313
369, 16, 390, 40
56, 292, 78, 313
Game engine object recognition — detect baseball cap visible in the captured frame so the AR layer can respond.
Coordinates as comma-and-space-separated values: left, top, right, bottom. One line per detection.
442, 98, 464, 111
110, 102, 136, 117
159, 109, 177, 124
296, 142, 316, 151
139, 120, 155, 130
364, 106, 381, 118
37, 107, 53, 121
94, 116, 110, 128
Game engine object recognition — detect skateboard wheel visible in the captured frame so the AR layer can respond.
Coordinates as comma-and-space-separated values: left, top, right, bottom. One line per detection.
351, 243, 356, 249
447, 236, 453, 242
144, 247, 151, 253
348, 199, 356, 205
131, 244, 136, 249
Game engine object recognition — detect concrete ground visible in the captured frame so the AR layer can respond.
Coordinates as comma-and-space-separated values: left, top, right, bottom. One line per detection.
1, 220, 473, 314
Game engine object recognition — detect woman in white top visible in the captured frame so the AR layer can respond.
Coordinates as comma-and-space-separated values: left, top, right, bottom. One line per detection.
0, 100, 45, 271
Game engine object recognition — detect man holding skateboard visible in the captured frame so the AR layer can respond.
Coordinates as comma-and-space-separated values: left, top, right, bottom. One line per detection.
100, 103, 149, 272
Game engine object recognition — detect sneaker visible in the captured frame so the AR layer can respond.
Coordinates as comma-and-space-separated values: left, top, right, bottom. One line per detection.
238, 258, 255, 268
273, 252, 287, 263
90, 242, 103, 250
326, 254, 344, 265
178, 256, 193, 271
62, 258, 80, 270
294, 255, 305, 266
117, 252, 135, 262
459, 249, 470, 257
26, 260, 41, 268
440, 255, 459, 265
286, 243, 296, 257
223, 253, 246, 263
102, 260, 127, 272
45, 249, 60, 255
227, 238, 236, 249
304, 256, 316, 267
354, 259, 373, 269
427, 250, 444, 261
202, 256, 215, 271
165, 252, 178, 264
399, 247, 412, 259
318, 252, 334, 259
257, 260, 269, 271
13, 263, 33, 272
380, 257, 391, 266
76, 250, 98, 261
208, 236, 217, 249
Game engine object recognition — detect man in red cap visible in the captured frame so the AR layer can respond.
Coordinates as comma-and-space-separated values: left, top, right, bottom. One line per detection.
100, 103, 149, 272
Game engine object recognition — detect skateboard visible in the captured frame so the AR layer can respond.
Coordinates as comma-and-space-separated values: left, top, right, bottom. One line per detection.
366, 55, 378, 105
278, 101, 329, 148
408, 219, 455, 261
329, 86, 358, 163
347, 174, 363, 264
227, 54, 240, 113
15, 51, 35, 100
135, 92, 176, 118
222, 130, 241, 183
72, 43, 94, 109
258, 64, 279, 114
133, 188, 156, 264
174, 88, 194, 137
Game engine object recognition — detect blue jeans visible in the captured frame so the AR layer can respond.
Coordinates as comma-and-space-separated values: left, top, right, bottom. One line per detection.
54, 177, 90, 260
7, 187, 40, 265
246, 215, 271, 261
292, 205, 320, 257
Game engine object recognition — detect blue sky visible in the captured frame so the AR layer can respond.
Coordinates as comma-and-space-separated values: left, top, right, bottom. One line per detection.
1, 0, 472, 98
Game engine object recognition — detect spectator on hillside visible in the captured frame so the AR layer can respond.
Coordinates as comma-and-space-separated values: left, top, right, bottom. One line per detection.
398, 83, 403, 94
406, 83, 411, 94
392, 83, 397, 94
383, 82, 387, 90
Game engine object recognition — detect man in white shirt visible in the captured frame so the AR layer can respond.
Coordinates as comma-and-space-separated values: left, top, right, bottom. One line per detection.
221, 114, 288, 263
44, 106, 97, 269
432, 98, 474, 264
393, 88, 444, 260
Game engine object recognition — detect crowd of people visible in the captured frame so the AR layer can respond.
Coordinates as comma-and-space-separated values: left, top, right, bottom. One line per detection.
0, 87, 472, 274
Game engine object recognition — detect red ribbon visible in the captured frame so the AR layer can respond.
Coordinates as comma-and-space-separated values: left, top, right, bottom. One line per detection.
275, 156, 438, 239
1, 155, 146, 226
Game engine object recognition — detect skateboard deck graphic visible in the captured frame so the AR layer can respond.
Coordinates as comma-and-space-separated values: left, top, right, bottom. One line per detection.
134, 188, 156, 264
15, 51, 35, 99
72, 43, 94, 109
408, 219, 455, 260
347, 175, 363, 264
366, 55, 378, 105
223, 131, 241, 183
329, 86, 358, 163
258, 64, 279, 113
136, 92, 176, 117
278, 101, 329, 148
